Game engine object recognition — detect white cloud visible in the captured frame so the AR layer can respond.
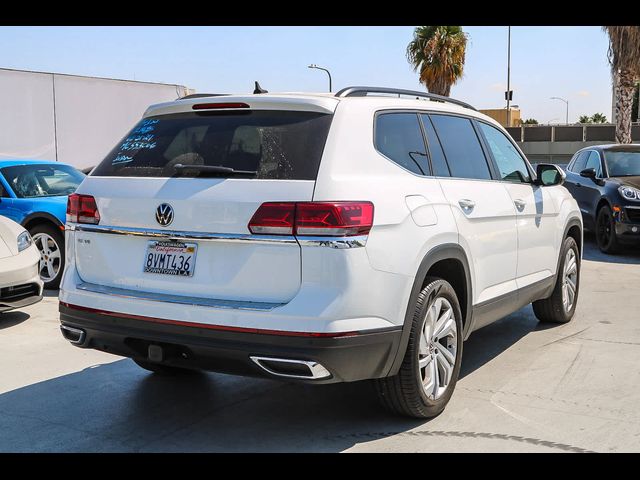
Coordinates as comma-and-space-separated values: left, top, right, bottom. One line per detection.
577, 90, 590, 97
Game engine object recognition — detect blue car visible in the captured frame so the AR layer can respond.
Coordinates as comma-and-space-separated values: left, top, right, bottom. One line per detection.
0, 159, 85, 289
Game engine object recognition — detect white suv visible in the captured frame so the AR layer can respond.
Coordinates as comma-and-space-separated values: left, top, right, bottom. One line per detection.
59, 87, 582, 418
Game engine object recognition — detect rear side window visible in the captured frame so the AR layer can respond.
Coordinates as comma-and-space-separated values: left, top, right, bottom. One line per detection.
429, 115, 492, 180
420, 114, 450, 177
375, 113, 430, 175
92, 111, 333, 179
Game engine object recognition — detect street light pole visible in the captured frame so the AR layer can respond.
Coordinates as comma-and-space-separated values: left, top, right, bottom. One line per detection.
308, 64, 332, 93
550, 96, 569, 125
506, 26, 511, 127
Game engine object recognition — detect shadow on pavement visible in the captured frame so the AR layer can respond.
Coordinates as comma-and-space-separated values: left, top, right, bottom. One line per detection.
43, 289, 59, 298
460, 305, 555, 379
0, 311, 30, 330
582, 232, 640, 265
0, 302, 552, 453
0, 358, 424, 452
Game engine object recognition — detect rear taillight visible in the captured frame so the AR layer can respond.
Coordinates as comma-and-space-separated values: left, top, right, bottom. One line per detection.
67, 193, 100, 224
296, 202, 374, 236
247, 202, 296, 235
248, 202, 374, 237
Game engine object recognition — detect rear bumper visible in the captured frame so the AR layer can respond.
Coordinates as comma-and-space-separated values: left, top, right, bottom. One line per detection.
59, 303, 403, 384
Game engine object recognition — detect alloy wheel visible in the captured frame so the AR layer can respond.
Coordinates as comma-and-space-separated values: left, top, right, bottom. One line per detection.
418, 297, 458, 400
33, 232, 62, 282
562, 248, 578, 312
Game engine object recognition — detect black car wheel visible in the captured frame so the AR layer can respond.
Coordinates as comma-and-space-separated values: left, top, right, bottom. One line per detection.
596, 206, 620, 254
374, 277, 463, 418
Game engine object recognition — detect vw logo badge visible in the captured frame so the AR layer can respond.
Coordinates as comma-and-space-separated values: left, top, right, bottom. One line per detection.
155, 203, 174, 227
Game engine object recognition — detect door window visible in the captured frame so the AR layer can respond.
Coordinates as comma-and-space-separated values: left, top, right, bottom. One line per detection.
420, 114, 451, 177
570, 151, 588, 172
429, 115, 492, 180
478, 122, 531, 182
584, 151, 602, 177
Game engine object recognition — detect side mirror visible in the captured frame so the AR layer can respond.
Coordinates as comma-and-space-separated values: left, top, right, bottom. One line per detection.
535, 163, 565, 187
580, 168, 597, 179
579, 168, 604, 185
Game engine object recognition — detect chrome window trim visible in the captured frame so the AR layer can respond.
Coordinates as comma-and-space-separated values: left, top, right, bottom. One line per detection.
75, 281, 284, 311
68, 224, 368, 248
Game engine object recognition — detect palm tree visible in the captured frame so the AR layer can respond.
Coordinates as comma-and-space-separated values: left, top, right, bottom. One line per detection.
406, 26, 469, 97
579, 115, 593, 124
603, 26, 640, 143
591, 112, 608, 124
633, 82, 639, 123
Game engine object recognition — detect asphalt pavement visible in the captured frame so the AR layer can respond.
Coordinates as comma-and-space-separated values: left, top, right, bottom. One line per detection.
1, 233, 639, 452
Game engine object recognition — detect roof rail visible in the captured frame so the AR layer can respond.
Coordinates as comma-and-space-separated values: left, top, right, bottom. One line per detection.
335, 86, 476, 111
178, 93, 229, 100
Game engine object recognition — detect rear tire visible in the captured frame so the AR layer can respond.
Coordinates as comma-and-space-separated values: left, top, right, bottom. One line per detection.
532, 236, 580, 324
375, 277, 463, 418
596, 206, 620, 254
29, 223, 65, 290
134, 359, 195, 376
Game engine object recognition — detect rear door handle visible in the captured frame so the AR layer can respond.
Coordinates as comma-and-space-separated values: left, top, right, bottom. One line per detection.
458, 199, 475, 211
514, 199, 526, 210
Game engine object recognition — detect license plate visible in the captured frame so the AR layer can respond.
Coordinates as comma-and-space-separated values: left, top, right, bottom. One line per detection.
143, 241, 198, 277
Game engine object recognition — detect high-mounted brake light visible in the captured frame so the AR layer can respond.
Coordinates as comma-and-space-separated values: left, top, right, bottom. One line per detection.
192, 102, 250, 110
67, 193, 100, 224
248, 202, 374, 237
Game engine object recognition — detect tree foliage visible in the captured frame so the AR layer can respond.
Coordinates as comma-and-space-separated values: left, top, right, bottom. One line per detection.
407, 26, 468, 97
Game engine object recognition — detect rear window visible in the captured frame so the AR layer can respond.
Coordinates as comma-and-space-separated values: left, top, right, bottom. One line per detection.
92, 111, 333, 179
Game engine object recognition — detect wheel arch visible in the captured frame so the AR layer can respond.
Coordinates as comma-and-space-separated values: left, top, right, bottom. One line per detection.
22, 212, 64, 232
386, 243, 472, 377
553, 216, 583, 283
565, 219, 583, 255
595, 197, 612, 222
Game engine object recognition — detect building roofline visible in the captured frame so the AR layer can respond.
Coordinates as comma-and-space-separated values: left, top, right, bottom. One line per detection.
0, 66, 188, 89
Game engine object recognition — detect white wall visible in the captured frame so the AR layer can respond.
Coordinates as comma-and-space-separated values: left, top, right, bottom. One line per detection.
0, 69, 57, 160
0, 68, 191, 169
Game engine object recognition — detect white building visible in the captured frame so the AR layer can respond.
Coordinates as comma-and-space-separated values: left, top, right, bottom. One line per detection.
0, 68, 193, 169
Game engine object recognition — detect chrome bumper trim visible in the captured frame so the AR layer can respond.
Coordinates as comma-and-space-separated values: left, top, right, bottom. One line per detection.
68, 224, 297, 245
296, 235, 367, 249
75, 281, 285, 311
68, 224, 367, 248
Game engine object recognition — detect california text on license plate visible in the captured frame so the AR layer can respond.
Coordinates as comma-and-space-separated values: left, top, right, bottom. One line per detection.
143, 241, 198, 277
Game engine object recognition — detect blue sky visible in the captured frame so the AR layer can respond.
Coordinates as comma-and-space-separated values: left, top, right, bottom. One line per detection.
0, 26, 613, 123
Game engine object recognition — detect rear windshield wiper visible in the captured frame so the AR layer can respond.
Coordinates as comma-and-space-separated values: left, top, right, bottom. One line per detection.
172, 164, 257, 176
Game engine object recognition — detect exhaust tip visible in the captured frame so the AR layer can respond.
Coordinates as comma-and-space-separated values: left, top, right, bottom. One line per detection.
60, 325, 86, 345
250, 356, 331, 380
